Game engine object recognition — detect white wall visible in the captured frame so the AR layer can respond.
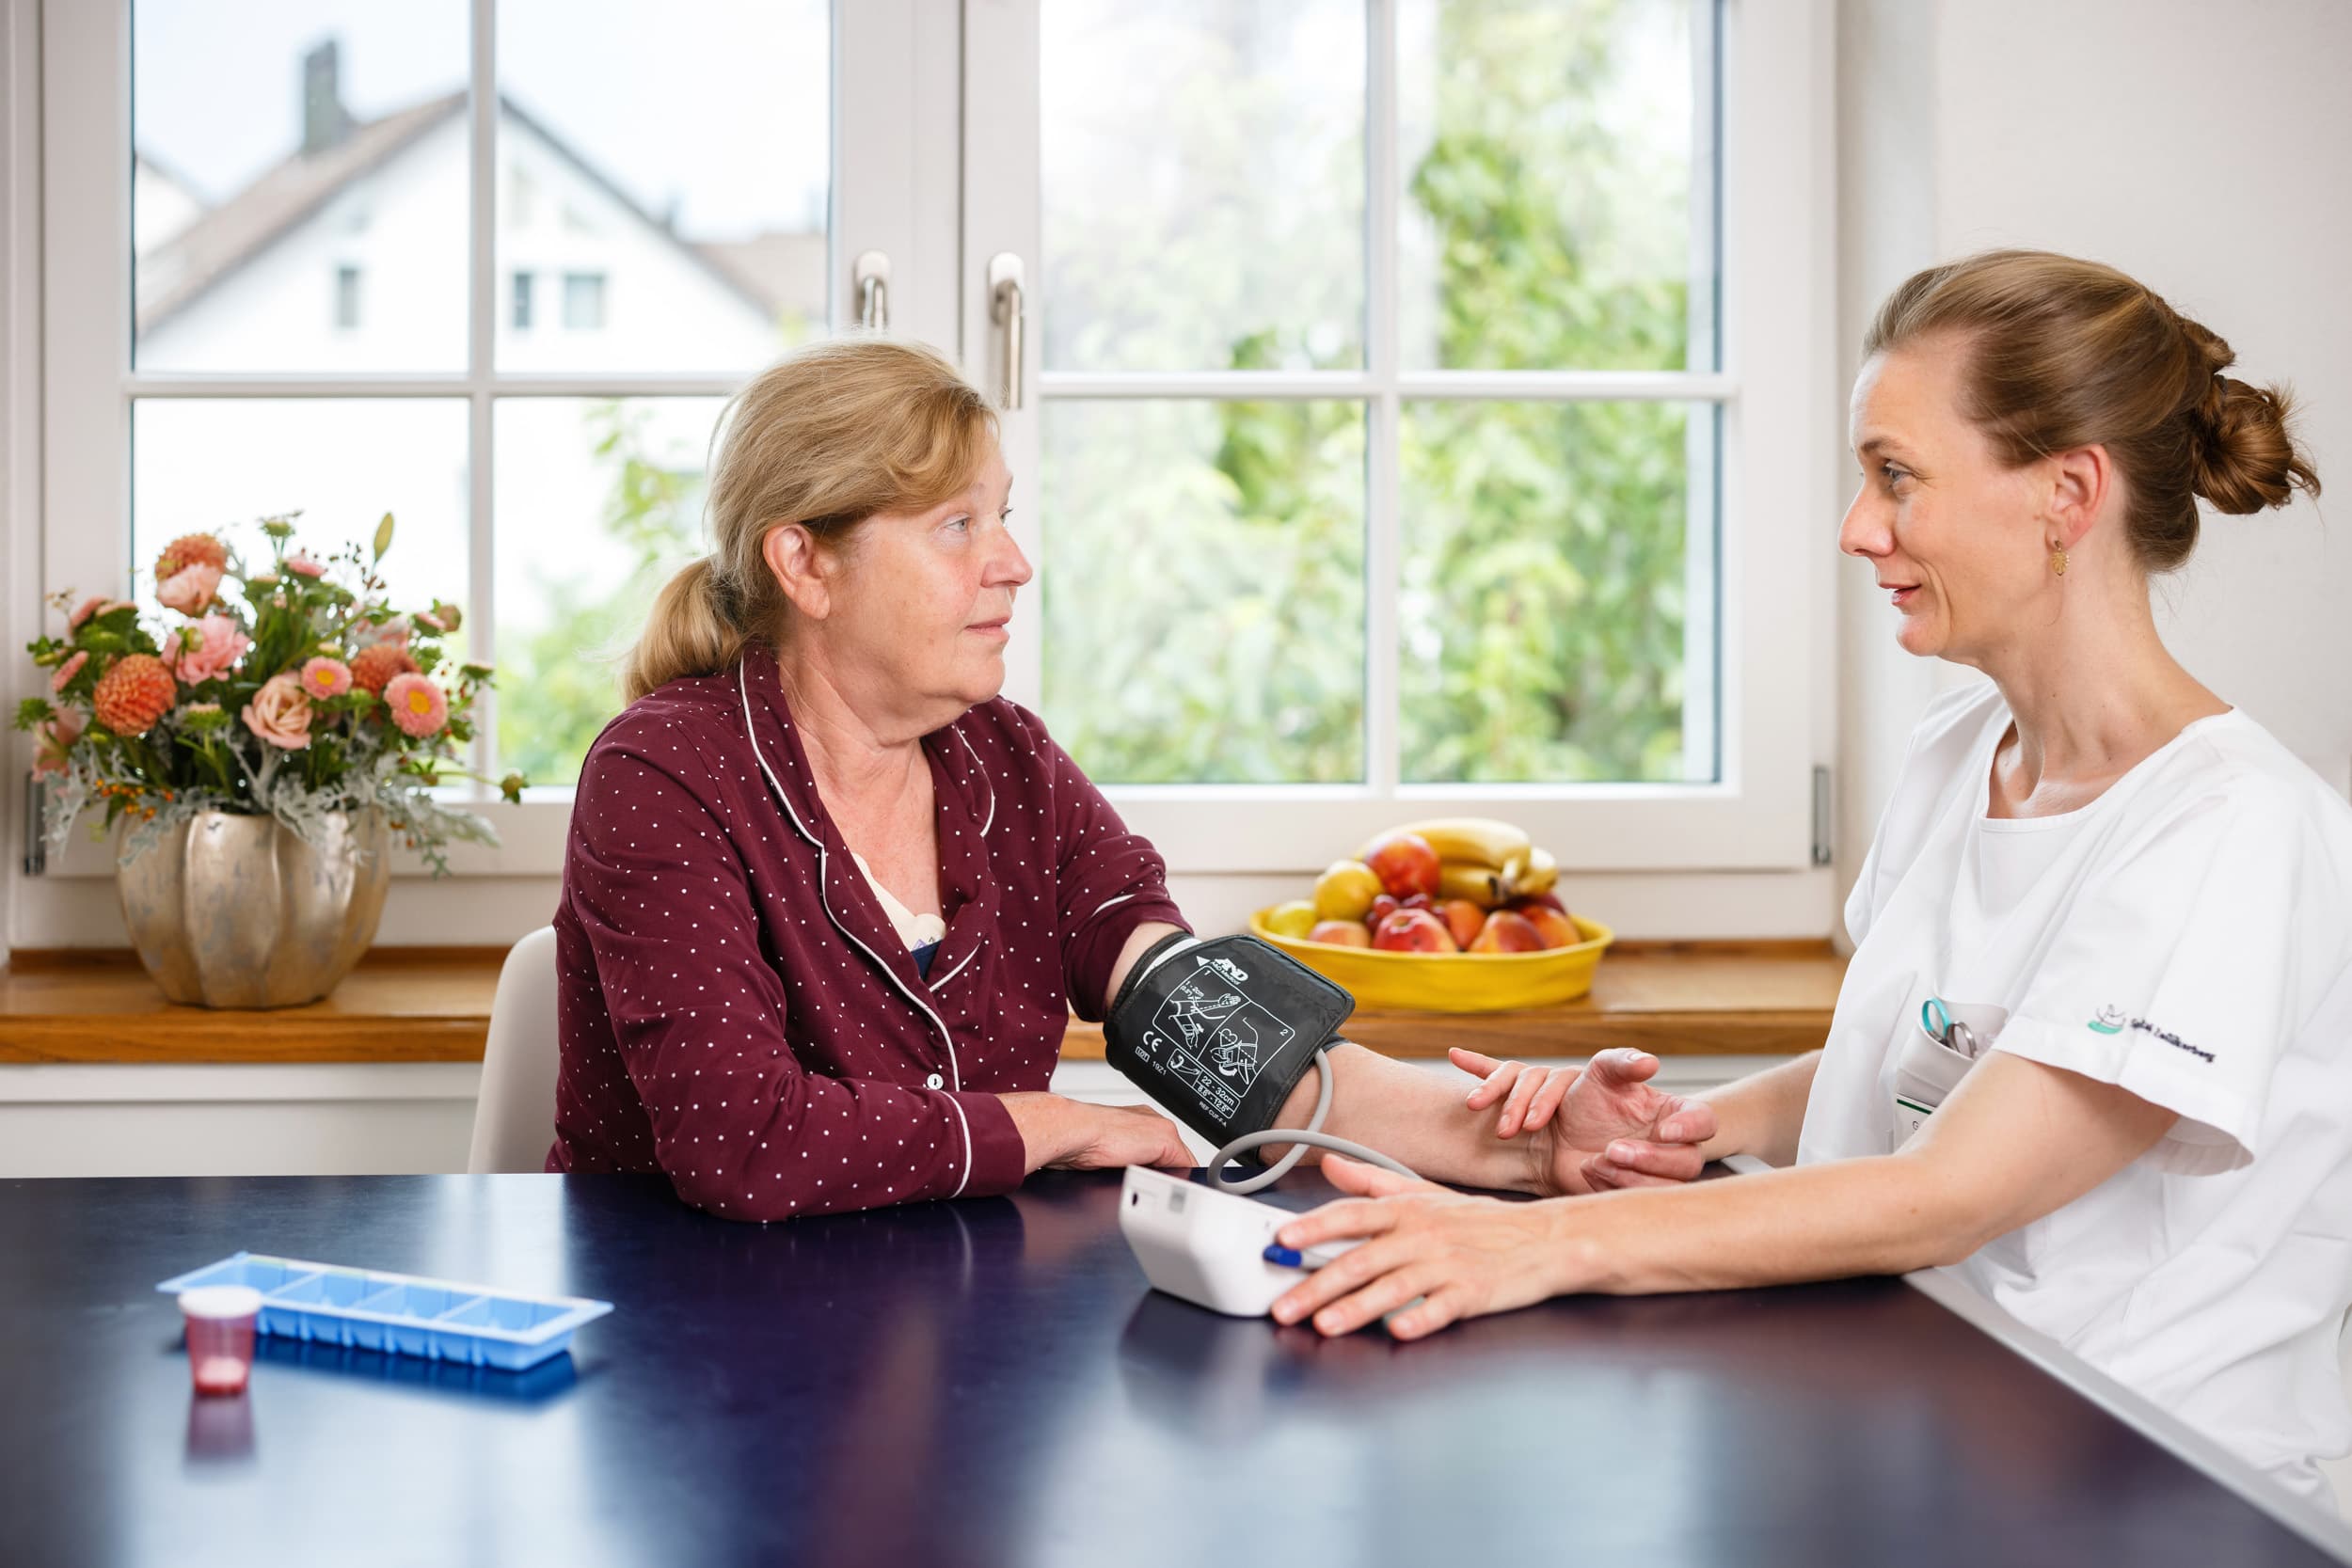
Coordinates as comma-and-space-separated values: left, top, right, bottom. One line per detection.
1833, 0, 2352, 935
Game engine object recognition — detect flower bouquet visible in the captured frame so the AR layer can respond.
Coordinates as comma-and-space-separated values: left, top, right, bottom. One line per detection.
15, 513, 524, 1006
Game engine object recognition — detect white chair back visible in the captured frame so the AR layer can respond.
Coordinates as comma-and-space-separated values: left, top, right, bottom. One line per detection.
468, 926, 564, 1174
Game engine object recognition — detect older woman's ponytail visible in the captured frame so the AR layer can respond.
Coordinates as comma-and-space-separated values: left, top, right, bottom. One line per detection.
619, 338, 997, 703
621, 556, 750, 704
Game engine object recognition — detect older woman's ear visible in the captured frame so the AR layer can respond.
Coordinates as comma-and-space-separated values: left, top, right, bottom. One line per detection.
761, 522, 835, 623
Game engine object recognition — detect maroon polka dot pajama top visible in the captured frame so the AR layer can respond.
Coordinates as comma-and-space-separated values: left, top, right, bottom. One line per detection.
546, 645, 1189, 1221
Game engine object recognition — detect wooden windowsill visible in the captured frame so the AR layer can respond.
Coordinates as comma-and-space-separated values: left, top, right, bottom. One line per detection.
0, 942, 1845, 1066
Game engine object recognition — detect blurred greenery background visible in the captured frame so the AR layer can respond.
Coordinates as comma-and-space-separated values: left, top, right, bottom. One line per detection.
496, 0, 1711, 791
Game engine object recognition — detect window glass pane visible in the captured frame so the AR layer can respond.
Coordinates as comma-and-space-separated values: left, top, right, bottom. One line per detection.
132, 400, 471, 616
497, 1, 829, 373
493, 397, 721, 786
1042, 400, 1365, 784
133, 4, 469, 372
1400, 400, 1714, 783
1040, 2, 1365, 372
1397, 0, 1712, 372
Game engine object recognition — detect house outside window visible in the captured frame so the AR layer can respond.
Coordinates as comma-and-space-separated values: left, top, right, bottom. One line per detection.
562, 271, 605, 330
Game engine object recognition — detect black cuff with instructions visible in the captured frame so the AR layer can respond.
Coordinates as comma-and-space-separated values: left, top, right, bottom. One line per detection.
1102, 934, 1356, 1155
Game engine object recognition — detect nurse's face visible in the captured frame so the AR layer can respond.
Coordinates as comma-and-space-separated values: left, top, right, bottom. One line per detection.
1839, 341, 2051, 665
772, 441, 1033, 724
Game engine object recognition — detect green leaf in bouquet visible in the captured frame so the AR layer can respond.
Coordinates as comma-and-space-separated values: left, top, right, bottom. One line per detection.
372, 512, 396, 561
457, 662, 496, 684
13, 696, 55, 730
499, 771, 527, 804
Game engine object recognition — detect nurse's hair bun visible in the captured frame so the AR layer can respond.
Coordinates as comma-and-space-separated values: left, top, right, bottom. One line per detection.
1867, 249, 2321, 574
2179, 318, 2321, 516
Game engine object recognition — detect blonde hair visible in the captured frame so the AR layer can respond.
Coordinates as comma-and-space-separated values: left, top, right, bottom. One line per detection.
1866, 249, 2319, 573
621, 338, 999, 702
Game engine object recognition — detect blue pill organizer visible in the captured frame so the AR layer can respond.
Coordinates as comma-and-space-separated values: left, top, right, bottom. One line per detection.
157, 1252, 613, 1371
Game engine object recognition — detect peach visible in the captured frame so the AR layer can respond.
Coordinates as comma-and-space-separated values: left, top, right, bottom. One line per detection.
1438, 898, 1486, 949
1372, 909, 1457, 954
1520, 906, 1581, 949
1469, 911, 1544, 954
1309, 920, 1373, 948
1362, 831, 1442, 900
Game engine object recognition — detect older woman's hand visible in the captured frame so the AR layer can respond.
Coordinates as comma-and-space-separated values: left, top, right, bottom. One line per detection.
1268, 1155, 1570, 1338
1454, 1047, 1717, 1196
1001, 1093, 1194, 1175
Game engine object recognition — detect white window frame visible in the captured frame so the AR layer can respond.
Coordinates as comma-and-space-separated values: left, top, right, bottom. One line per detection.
34, 0, 966, 879
966, 0, 1834, 875
31, 0, 1833, 885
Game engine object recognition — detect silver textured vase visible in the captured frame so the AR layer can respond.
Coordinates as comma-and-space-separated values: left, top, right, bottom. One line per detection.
116, 810, 390, 1008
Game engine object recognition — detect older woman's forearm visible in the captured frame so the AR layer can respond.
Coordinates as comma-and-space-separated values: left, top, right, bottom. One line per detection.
1534, 1151, 1977, 1296
1263, 1043, 1542, 1192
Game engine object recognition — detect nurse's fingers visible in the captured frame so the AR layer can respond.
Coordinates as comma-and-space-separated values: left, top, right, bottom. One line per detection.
1602, 1139, 1707, 1180
1654, 1101, 1719, 1145
1387, 1286, 1471, 1341
1276, 1198, 1402, 1253
1524, 1068, 1573, 1130
1497, 1063, 1549, 1136
1306, 1261, 1447, 1338
1581, 1152, 1695, 1192
1455, 1049, 1518, 1108
1270, 1233, 1418, 1328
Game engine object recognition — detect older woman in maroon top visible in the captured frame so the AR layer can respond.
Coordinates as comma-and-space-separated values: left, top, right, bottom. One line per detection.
549, 339, 1714, 1222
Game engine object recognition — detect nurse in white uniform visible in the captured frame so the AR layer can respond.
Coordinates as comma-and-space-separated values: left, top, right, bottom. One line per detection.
1264, 249, 2352, 1503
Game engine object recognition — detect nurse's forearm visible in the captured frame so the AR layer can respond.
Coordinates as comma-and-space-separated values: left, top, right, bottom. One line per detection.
1263, 1042, 1541, 1193
1534, 1150, 1978, 1295
1692, 1051, 1820, 1166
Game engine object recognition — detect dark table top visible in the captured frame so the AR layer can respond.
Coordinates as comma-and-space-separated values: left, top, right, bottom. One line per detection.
0, 1170, 2339, 1568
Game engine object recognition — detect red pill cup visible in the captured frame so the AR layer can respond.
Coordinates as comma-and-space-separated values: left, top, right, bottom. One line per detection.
179, 1285, 262, 1397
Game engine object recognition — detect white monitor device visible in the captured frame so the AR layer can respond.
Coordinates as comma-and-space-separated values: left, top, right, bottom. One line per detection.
1118, 1165, 1357, 1317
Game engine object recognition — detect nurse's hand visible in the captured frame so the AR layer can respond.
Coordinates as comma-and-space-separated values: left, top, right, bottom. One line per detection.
1269, 1155, 1563, 1339
1454, 1047, 1717, 1196
1001, 1093, 1194, 1175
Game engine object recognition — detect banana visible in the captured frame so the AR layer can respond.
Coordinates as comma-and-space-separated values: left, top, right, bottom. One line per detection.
1512, 846, 1559, 895
1371, 816, 1531, 870
1437, 863, 1508, 908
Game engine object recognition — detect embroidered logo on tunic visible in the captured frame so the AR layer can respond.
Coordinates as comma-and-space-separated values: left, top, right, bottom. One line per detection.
2086, 1006, 2214, 1063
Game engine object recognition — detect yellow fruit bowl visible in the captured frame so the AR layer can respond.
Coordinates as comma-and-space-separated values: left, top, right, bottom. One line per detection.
1248, 908, 1614, 1014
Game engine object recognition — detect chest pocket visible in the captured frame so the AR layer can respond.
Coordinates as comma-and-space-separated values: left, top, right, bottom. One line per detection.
1875, 979, 2037, 1276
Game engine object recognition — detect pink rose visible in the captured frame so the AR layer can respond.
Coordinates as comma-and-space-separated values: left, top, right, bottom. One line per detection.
68, 595, 108, 629
299, 656, 353, 699
31, 709, 81, 776
162, 614, 251, 686
383, 672, 449, 738
50, 650, 87, 693
240, 672, 312, 751
157, 562, 223, 616
285, 552, 327, 578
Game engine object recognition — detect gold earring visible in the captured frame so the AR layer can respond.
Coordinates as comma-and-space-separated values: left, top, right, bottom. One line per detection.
2051, 546, 2068, 577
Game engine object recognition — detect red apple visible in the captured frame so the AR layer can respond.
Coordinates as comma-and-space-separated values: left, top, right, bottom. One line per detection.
1520, 906, 1581, 949
1369, 894, 1402, 928
1309, 920, 1373, 948
1362, 831, 1442, 899
1438, 898, 1486, 949
1372, 909, 1457, 954
1469, 911, 1544, 954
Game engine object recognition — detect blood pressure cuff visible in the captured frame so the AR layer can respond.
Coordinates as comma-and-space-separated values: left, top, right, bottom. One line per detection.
1103, 933, 1356, 1154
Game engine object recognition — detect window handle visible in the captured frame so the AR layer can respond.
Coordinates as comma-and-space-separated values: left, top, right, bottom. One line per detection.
853, 250, 890, 330
989, 252, 1025, 410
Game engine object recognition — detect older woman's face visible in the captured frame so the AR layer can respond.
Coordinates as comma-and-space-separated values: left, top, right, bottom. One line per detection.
1839, 342, 2051, 664
819, 443, 1030, 713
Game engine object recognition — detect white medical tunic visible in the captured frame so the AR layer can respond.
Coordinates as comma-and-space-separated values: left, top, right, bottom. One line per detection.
1802, 679, 2352, 1502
